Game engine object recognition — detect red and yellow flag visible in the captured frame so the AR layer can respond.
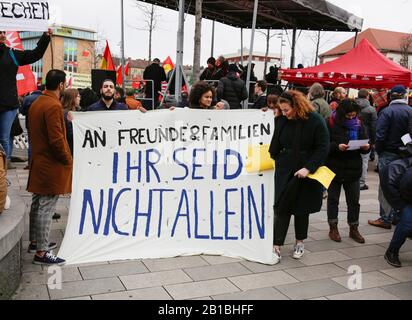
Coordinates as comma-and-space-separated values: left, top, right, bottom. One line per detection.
100, 40, 115, 71
163, 56, 174, 74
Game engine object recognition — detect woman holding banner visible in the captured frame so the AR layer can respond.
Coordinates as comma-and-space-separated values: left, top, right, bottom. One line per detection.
269, 90, 330, 263
0, 29, 51, 169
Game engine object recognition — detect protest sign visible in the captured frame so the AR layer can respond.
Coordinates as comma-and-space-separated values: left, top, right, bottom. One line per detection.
0, 1, 49, 31
58, 109, 277, 265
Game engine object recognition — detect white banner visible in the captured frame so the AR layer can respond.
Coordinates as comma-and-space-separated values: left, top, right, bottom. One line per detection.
0, 1, 49, 31
58, 109, 277, 265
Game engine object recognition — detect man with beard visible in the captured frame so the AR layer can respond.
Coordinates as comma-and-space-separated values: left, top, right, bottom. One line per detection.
87, 79, 129, 111
27, 70, 72, 265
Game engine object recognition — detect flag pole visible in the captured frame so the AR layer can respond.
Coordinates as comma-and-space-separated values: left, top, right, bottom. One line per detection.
121, 0, 126, 92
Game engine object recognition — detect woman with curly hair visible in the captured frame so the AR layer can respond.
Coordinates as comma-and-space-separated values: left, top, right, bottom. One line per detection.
189, 81, 227, 110
269, 90, 330, 263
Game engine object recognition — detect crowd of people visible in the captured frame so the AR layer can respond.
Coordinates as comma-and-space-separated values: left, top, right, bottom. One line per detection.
1, 29, 412, 268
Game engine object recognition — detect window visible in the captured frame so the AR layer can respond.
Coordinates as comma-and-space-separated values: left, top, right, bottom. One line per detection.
64, 38, 78, 73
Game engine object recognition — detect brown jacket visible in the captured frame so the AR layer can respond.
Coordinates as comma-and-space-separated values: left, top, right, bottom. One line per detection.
27, 91, 73, 195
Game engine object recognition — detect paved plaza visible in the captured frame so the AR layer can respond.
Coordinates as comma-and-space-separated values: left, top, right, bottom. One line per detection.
9, 162, 412, 300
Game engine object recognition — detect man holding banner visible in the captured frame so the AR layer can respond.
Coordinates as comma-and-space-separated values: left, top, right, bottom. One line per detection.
0, 25, 51, 169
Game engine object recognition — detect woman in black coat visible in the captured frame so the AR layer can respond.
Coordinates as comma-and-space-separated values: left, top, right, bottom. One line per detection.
326, 99, 370, 244
269, 90, 330, 263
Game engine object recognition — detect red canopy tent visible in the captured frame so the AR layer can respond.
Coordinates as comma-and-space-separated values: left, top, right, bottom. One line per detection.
281, 39, 412, 89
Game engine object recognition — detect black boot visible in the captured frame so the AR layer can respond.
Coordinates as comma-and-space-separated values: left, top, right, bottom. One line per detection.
384, 248, 401, 268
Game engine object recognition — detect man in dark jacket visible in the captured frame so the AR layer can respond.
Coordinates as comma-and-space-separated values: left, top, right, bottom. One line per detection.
0, 30, 51, 169
217, 64, 248, 109
265, 66, 279, 85
356, 89, 378, 190
251, 80, 267, 110
143, 58, 166, 108
200, 57, 215, 81
369, 85, 412, 229
381, 156, 412, 267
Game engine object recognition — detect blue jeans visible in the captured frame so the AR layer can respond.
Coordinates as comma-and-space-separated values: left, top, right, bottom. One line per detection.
378, 152, 401, 223
390, 206, 412, 250
0, 109, 18, 160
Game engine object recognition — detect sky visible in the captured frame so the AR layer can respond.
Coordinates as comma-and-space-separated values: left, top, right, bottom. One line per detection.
50, 0, 412, 74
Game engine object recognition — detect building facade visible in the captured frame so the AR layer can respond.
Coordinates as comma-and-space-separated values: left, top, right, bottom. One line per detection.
223, 49, 281, 80
20, 24, 97, 88
319, 28, 412, 69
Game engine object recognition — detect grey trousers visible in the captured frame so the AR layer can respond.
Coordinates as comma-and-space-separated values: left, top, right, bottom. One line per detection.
360, 152, 370, 188
29, 194, 59, 252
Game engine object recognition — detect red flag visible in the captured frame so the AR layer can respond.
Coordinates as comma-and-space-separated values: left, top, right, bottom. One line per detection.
116, 61, 130, 86
163, 56, 174, 74
5, 32, 37, 96
100, 40, 115, 71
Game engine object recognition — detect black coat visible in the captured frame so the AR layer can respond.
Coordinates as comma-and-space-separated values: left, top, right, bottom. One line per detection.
269, 112, 330, 215
326, 117, 369, 182
217, 73, 248, 109
380, 157, 412, 211
0, 33, 50, 111
143, 63, 166, 98
251, 94, 267, 110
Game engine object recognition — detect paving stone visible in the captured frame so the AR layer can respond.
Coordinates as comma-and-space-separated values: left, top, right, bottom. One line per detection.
334, 256, 398, 273
120, 270, 192, 290
63, 296, 92, 300
276, 279, 349, 300
213, 287, 289, 300
299, 250, 351, 266
165, 279, 239, 300
332, 271, 399, 290
228, 271, 298, 291
304, 239, 353, 252
143, 256, 209, 272
382, 282, 412, 300
362, 233, 395, 244
380, 266, 412, 282
92, 287, 172, 300
285, 264, 347, 282
337, 245, 386, 259
201, 255, 242, 265
79, 261, 148, 280
241, 256, 305, 273
48, 278, 125, 300
191, 297, 213, 300
309, 297, 329, 300
327, 288, 400, 300
184, 263, 252, 281
12, 284, 49, 300
21, 267, 82, 285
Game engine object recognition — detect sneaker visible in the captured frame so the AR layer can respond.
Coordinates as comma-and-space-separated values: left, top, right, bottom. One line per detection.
273, 247, 282, 264
33, 252, 66, 266
384, 249, 401, 268
28, 242, 58, 253
292, 243, 305, 259
360, 185, 369, 191
368, 218, 391, 229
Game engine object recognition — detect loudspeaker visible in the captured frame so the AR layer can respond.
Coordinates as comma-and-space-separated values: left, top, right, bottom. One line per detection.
91, 69, 116, 94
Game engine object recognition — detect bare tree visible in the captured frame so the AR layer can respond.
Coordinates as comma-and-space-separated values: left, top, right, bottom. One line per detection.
257, 29, 279, 77
400, 34, 412, 69
306, 31, 337, 66
192, 0, 202, 83
132, 2, 160, 63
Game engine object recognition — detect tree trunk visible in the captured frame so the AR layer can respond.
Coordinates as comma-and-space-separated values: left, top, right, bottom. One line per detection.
148, 4, 154, 63
263, 29, 270, 77
193, 0, 202, 83
315, 31, 321, 66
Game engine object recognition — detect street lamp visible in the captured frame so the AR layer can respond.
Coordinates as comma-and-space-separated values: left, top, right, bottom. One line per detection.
278, 34, 286, 68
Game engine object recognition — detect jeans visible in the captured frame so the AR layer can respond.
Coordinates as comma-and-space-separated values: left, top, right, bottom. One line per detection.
360, 152, 370, 187
378, 152, 401, 223
327, 179, 360, 225
389, 206, 412, 250
0, 109, 18, 160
